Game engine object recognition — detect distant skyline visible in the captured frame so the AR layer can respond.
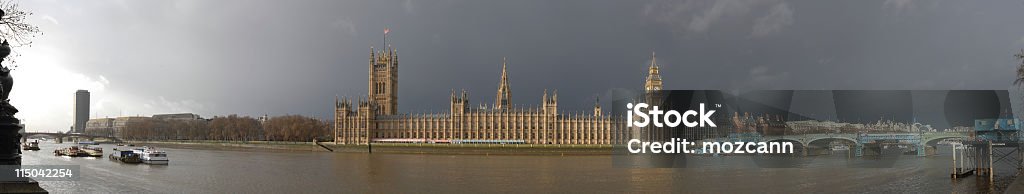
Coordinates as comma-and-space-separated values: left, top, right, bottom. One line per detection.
9, 0, 1024, 132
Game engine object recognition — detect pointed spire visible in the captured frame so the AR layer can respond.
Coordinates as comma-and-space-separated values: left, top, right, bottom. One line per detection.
495, 57, 512, 109
552, 89, 558, 103
650, 51, 657, 68
645, 51, 663, 91
542, 89, 548, 104
369, 46, 376, 63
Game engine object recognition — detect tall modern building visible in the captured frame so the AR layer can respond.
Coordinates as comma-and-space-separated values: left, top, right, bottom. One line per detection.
74, 90, 90, 133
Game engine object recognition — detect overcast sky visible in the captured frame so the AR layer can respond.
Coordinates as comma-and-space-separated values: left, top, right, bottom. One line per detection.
10, 0, 1024, 132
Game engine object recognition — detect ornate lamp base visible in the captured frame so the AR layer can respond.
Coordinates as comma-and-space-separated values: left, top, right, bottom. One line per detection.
0, 101, 19, 166
0, 180, 45, 193
0, 101, 45, 193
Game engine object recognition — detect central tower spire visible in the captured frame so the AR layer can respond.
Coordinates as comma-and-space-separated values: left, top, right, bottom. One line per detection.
368, 28, 398, 115
495, 57, 511, 109
644, 52, 663, 91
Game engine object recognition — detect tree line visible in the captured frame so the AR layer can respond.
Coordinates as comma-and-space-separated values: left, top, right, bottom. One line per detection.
106, 114, 331, 142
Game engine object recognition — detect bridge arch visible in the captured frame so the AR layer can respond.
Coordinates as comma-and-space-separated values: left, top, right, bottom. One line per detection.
806, 137, 859, 147
20, 132, 122, 143
923, 136, 966, 147
22, 133, 63, 140
766, 138, 805, 148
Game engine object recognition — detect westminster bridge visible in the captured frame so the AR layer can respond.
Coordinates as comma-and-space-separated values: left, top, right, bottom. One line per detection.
705, 132, 971, 156
19, 131, 122, 143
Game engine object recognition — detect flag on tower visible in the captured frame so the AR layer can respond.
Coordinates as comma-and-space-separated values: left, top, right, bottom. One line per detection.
383, 27, 391, 47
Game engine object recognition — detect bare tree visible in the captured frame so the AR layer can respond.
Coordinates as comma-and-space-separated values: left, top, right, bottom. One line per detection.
0, 0, 40, 68
0, 0, 38, 47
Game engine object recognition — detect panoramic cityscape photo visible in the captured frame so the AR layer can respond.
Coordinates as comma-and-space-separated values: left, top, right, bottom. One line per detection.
1, 0, 1024, 193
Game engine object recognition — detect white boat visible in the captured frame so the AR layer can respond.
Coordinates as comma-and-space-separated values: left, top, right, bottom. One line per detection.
80, 145, 103, 157
132, 147, 169, 165
22, 140, 40, 150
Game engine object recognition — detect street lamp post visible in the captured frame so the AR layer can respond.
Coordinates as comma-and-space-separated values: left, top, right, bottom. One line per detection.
0, 9, 46, 193
0, 37, 19, 166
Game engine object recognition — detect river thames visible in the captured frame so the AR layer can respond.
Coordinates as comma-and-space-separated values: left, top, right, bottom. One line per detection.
19, 141, 1018, 193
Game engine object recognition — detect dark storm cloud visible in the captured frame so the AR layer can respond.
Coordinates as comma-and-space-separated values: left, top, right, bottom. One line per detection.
19, 0, 1024, 130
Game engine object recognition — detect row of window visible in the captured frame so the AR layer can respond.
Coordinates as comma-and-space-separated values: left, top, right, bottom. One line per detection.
374, 82, 388, 94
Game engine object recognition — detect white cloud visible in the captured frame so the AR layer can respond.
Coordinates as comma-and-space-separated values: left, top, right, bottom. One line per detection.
12, 46, 108, 132
10, 46, 208, 132
98, 75, 110, 85
40, 15, 59, 25
751, 3, 793, 37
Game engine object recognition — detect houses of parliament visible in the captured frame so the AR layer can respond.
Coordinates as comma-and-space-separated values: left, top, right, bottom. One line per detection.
333, 35, 664, 145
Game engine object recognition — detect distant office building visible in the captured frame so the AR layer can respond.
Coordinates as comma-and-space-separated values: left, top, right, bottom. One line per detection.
107, 113, 203, 139
74, 90, 90, 133
85, 118, 115, 136
153, 113, 203, 121
113, 116, 150, 138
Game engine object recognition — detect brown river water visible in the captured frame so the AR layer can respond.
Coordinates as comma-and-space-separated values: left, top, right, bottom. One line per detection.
20, 142, 1019, 193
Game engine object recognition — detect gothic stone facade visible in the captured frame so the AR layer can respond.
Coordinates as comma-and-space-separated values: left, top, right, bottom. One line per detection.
334, 43, 662, 145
